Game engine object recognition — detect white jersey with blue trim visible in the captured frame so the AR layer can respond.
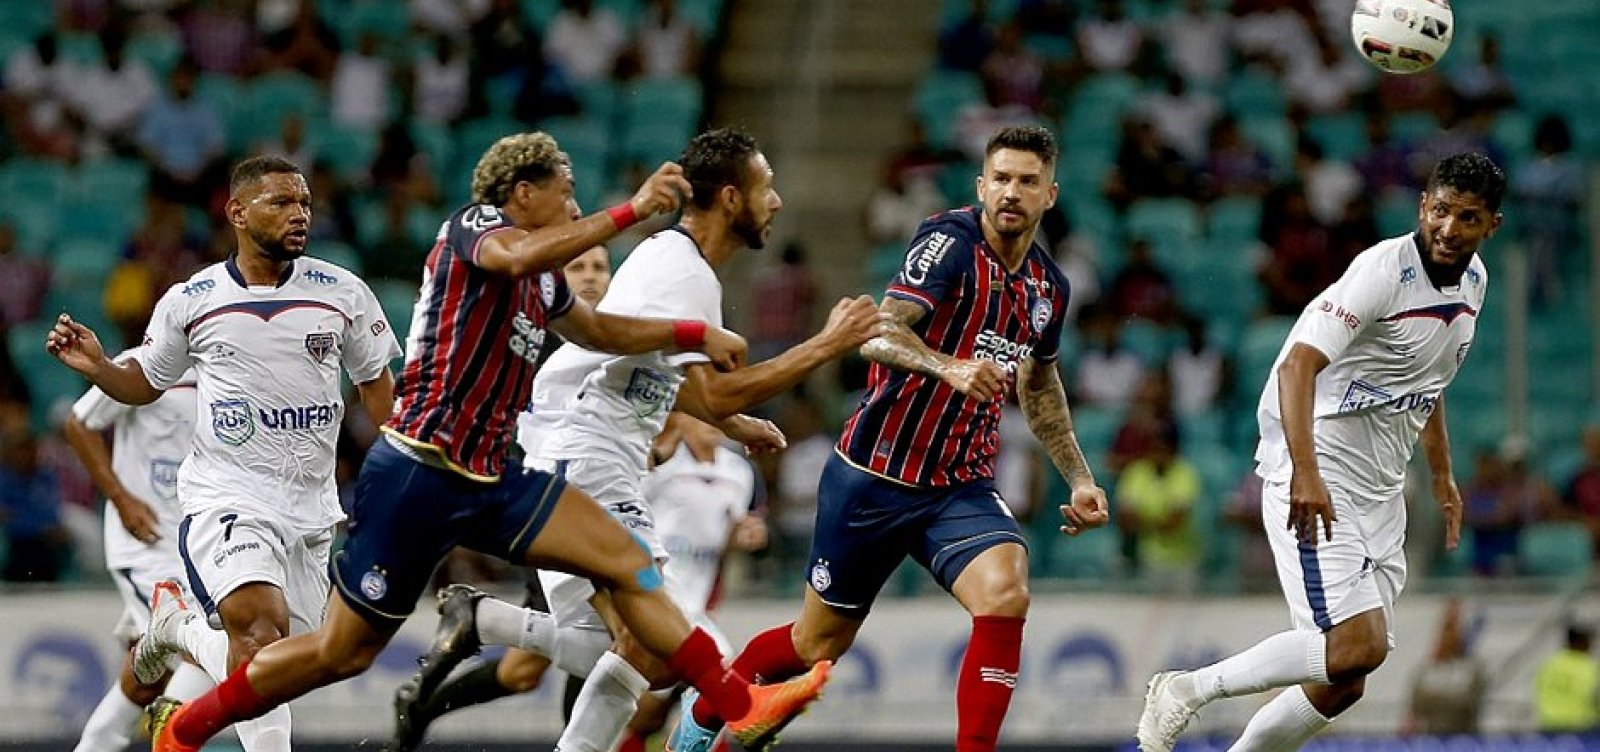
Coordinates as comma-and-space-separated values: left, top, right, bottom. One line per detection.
1255, 232, 1489, 502
519, 227, 720, 476
72, 349, 197, 570
645, 443, 756, 612
139, 256, 401, 532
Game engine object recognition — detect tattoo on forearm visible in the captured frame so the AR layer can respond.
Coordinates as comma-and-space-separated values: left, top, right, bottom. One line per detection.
1018, 361, 1094, 487
861, 298, 947, 377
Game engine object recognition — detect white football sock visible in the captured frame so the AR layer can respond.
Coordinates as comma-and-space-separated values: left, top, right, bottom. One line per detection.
236, 705, 292, 752
70, 683, 143, 752
1178, 630, 1328, 705
163, 662, 215, 701
177, 617, 232, 681
555, 651, 651, 752
1226, 685, 1333, 752
476, 598, 557, 655
552, 625, 614, 678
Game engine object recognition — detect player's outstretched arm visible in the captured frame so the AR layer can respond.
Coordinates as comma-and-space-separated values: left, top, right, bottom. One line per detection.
1016, 357, 1109, 536
44, 314, 162, 405
550, 298, 746, 371
475, 163, 692, 278
1419, 396, 1461, 551
862, 298, 1008, 401
675, 296, 883, 419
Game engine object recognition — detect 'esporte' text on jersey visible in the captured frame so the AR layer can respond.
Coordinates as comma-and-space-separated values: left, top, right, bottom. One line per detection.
72, 349, 196, 570
840, 207, 1070, 487
140, 256, 401, 532
1255, 232, 1488, 501
521, 227, 717, 476
390, 203, 576, 479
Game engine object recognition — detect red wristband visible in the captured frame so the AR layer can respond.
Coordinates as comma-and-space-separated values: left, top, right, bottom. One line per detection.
674, 320, 706, 349
606, 202, 639, 230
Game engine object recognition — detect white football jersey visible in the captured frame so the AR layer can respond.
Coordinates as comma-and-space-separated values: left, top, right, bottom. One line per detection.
645, 443, 757, 611
72, 349, 197, 570
520, 227, 721, 475
139, 256, 401, 532
1255, 233, 1488, 501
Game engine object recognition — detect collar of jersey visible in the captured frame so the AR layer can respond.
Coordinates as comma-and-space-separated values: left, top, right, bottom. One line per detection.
668, 224, 708, 260
225, 254, 296, 289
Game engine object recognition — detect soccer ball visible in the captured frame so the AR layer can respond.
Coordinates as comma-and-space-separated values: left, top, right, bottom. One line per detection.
1350, 0, 1454, 74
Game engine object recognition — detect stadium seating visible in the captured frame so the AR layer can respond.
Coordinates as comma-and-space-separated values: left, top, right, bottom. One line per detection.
1518, 521, 1593, 578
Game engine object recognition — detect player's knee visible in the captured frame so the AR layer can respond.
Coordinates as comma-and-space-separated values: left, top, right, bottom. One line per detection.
598, 535, 661, 595
231, 623, 287, 661
1327, 634, 1388, 680
981, 579, 1031, 618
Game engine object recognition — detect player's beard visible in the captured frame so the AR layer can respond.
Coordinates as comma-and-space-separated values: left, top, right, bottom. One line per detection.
989, 204, 1033, 239
252, 226, 306, 262
733, 205, 769, 250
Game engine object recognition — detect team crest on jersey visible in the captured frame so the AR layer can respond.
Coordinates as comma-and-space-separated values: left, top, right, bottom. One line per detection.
211, 399, 255, 446
1465, 268, 1481, 286
462, 205, 504, 233
809, 561, 832, 592
1399, 266, 1417, 284
540, 273, 557, 307
1031, 297, 1053, 331
625, 368, 673, 417
304, 332, 336, 362
360, 568, 388, 600
149, 460, 180, 501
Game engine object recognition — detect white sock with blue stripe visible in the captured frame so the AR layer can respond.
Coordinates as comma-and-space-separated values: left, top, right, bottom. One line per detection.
1175, 629, 1328, 706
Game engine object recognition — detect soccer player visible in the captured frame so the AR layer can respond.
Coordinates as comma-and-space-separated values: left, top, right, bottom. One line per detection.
426, 127, 880, 752
64, 355, 215, 752
46, 155, 401, 752
108, 133, 830, 752
387, 243, 615, 752
667, 125, 1112, 752
1135, 152, 1504, 752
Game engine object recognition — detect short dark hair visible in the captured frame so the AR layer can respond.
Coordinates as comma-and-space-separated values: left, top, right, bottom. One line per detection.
985, 126, 1058, 170
680, 128, 760, 211
1427, 152, 1507, 212
230, 156, 304, 196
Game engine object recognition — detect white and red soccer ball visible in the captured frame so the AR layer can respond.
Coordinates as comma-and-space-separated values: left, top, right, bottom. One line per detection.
1350, 0, 1455, 74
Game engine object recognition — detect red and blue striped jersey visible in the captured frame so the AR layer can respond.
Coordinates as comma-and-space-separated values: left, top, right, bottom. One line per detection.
839, 207, 1070, 487
389, 204, 575, 480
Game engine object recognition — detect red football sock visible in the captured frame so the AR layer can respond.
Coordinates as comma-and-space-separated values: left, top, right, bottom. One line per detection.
666, 628, 752, 723
172, 662, 275, 747
618, 731, 647, 752
690, 621, 805, 728
956, 616, 1024, 752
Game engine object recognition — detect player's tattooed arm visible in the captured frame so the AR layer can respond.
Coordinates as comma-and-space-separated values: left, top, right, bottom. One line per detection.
1016, 357, 1094, 490
863, 299, 1008, 401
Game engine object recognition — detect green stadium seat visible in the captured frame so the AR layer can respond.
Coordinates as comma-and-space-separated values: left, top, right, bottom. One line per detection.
1237, 316, 1295, 390
623, 76, 703, 127
238, 73, 327, 149
8, 321, 90, 431
1519, 521, 1593, 578
125, 28, 183, 78
370, 278, 420, 346
315, 240, 364, 276
542, 116, 613, 175
677, 0, 726, 35
1127, 198, 1202, 245
1223, 68, 1286, 117
1207, 196, 1262, 243
521, 0, 560, 29
57, 32, 103, 66
572, 80, 621, 126
1305, 112, 1369, 161
1389, 112, 1439, 144
1238, 113, 1294, 171
1181, 410, 1228, 447
317, 126, 378, 182
913, 70, 984, 148
0, 2, 53, 41
1119, 319, 1172, 366
1377, 191, 1419, 237
1044, 524, 1122, 580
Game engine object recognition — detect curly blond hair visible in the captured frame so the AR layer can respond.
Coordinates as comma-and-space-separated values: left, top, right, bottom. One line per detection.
470, 132, 569, 206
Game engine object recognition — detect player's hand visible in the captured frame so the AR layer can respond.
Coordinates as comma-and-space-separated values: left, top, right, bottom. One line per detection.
1288, 470, 1336, 546
817, 295, 890, 356
938, 358, 1008, 401
1060, 484, 1110, 536
732, 515, 769, 551
1434, 475, 1462, 551
724, 414, 787, 454
111, 493, 162, 545
44, 313, 106, 375
701, 325, 748, 371
630, 162, 693, 219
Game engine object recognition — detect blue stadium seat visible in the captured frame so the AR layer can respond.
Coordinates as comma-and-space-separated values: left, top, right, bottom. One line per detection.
1519, 522, 1593, 578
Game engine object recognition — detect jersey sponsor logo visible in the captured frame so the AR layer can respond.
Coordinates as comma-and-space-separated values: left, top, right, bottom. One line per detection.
211, 399, 255, 445
1031, 296, 1053, 331
809, 560, 833, 592
508, 311, 546, 365
1317, 299, 1362, 330
974, 329, 1034, 372
371, 319, 389, 337
624, 367, 674, 417
149, 460, 180, 501
181, 279, 216, 296
663, 534, 723, 564
258, 402, 340, 431
211, 540, 262, 567
1466, 268, 1481, 286
304, 331, 336, 362
360, 568, 388, 600
903, 231, 954, 286
461, 205, 504, 233
1399, 266, 1417, 284
302, 269, 337, 285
